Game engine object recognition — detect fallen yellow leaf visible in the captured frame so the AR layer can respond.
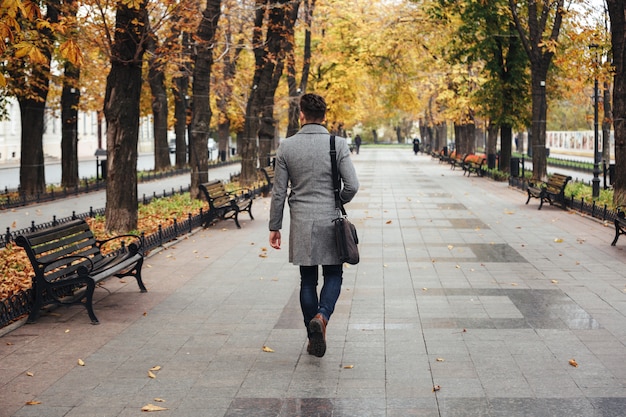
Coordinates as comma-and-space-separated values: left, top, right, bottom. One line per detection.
433, 385, 441, 392
77, 359, 85, 366
149, 366, 161, 371
26, 371, 34, 377
141, 404, 168, 412
262, 345, 274, 352
154, 398, 166, 403
148, 371, 157, 379
569, 359, 578, 367
554, 238, 563, 243
25, 400, 41, 405
436, 358, 445, 362
386, 220, 392, 224
343, 364, 354, 369
551, 280, 558, 284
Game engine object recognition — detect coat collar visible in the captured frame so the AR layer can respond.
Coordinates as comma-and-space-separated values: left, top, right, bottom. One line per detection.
298, 123, 330, 135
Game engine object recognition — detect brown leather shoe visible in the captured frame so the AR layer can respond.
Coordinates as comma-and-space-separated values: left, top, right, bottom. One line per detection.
308, 314, 327, 357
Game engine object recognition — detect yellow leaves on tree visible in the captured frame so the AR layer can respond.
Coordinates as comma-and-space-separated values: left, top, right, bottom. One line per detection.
59, 40, 84, 67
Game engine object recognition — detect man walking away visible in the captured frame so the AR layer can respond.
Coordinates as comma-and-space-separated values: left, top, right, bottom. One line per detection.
269, 93, 359, 358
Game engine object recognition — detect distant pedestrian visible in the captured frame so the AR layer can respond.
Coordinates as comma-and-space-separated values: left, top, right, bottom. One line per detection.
269, 93, 359, 358
354, 134, 362, 154
413, 138, 420, 155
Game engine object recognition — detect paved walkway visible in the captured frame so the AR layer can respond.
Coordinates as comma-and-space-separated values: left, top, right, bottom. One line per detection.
2, 148, 626, 417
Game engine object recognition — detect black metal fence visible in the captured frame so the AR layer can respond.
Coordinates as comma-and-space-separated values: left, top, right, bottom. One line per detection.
508, 175, 619, 224
0, 167, 192, 210
0, 180, 265, 330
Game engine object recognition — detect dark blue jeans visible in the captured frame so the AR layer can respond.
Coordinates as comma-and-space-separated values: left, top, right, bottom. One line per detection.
299, 264, 343, 338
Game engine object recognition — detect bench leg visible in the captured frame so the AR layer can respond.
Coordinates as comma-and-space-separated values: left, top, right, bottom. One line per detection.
134, 259, 148, 293
83, 280, 99, 325
538, 199, 544, 210
233, 211, 242, 228
247, 200, 254, 220
525, 193, 532, 205
116, 258, 148, 292
27, 284, 44, 324
612, 221, 624, 246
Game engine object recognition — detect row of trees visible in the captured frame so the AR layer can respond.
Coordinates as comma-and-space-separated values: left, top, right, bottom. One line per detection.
0, 0, 624, 233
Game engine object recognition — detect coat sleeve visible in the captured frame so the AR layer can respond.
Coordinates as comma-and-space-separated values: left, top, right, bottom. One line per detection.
337, 138, 359, 204
269, 146, 289, 231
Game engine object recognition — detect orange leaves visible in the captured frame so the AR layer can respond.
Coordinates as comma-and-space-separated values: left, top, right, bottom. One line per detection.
59, 40, 84, 67
13, 41, 47, 64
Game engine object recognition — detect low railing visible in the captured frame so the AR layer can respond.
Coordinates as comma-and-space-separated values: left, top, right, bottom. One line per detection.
508, 176, 619, 224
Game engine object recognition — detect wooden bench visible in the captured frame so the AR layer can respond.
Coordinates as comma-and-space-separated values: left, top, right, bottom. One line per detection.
525, 173, 572, 210
199, 180, 254, 228
259, 165, 275, 196
432, 149, 446, 162
462, 154, 487, 177
449, 151, 466, 170
15, 219, 146, 324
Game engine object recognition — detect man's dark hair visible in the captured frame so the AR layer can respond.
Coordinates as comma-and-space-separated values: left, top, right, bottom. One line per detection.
300, 93, 327, 121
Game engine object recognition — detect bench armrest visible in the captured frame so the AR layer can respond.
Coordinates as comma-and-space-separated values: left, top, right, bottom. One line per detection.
97, 234, 143, 254
228, 188, 252, 199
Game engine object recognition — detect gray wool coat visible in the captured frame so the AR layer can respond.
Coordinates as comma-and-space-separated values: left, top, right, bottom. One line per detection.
269, 124, 359, 266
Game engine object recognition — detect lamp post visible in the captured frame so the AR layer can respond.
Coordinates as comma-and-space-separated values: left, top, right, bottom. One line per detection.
591, 44, 600, 199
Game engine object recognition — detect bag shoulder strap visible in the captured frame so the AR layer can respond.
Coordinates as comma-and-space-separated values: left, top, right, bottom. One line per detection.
330, 135, 347, 215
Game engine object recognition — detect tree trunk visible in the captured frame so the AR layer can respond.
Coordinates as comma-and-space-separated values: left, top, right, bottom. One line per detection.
61, 62, 80, 188
16, 0, 59, 197
602, 81, 612, 166
103, 1, 148, 233
500, 123, 513, 173
242, 0, 297, 182
172, 73, 189, 168
147, 33, 171, 172
509, 0, 563, 182
61, 0, 80, 189
530, 72, 549, 180
607, 0, 626, 206
216, 20, 243, 162
189, 0, 221, 199
486, 122, 498, 168
18, 97, 46, 196
286, 0, 314, 138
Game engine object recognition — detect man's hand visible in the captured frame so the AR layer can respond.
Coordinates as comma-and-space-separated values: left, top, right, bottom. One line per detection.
269, 230, 281, 249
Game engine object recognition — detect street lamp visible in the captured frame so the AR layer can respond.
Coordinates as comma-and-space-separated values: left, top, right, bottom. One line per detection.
591, 44, 601, 199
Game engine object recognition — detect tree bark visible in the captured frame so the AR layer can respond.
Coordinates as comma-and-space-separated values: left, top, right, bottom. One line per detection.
509, 0, 564, 182
607, 0, 626, 206
189, 0, 222, 199
146, 31, 171, 172
16, 0, 59, 196
18, 97, 46, 196
216, 19, 244, 162
286, 0, 314, 138
103, 1, 148, 233
241, 0, 298, 183
500, 123, 513, 173
61, 61, 80, 188
172, 31, 191, 168
602, 81, 612, 166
